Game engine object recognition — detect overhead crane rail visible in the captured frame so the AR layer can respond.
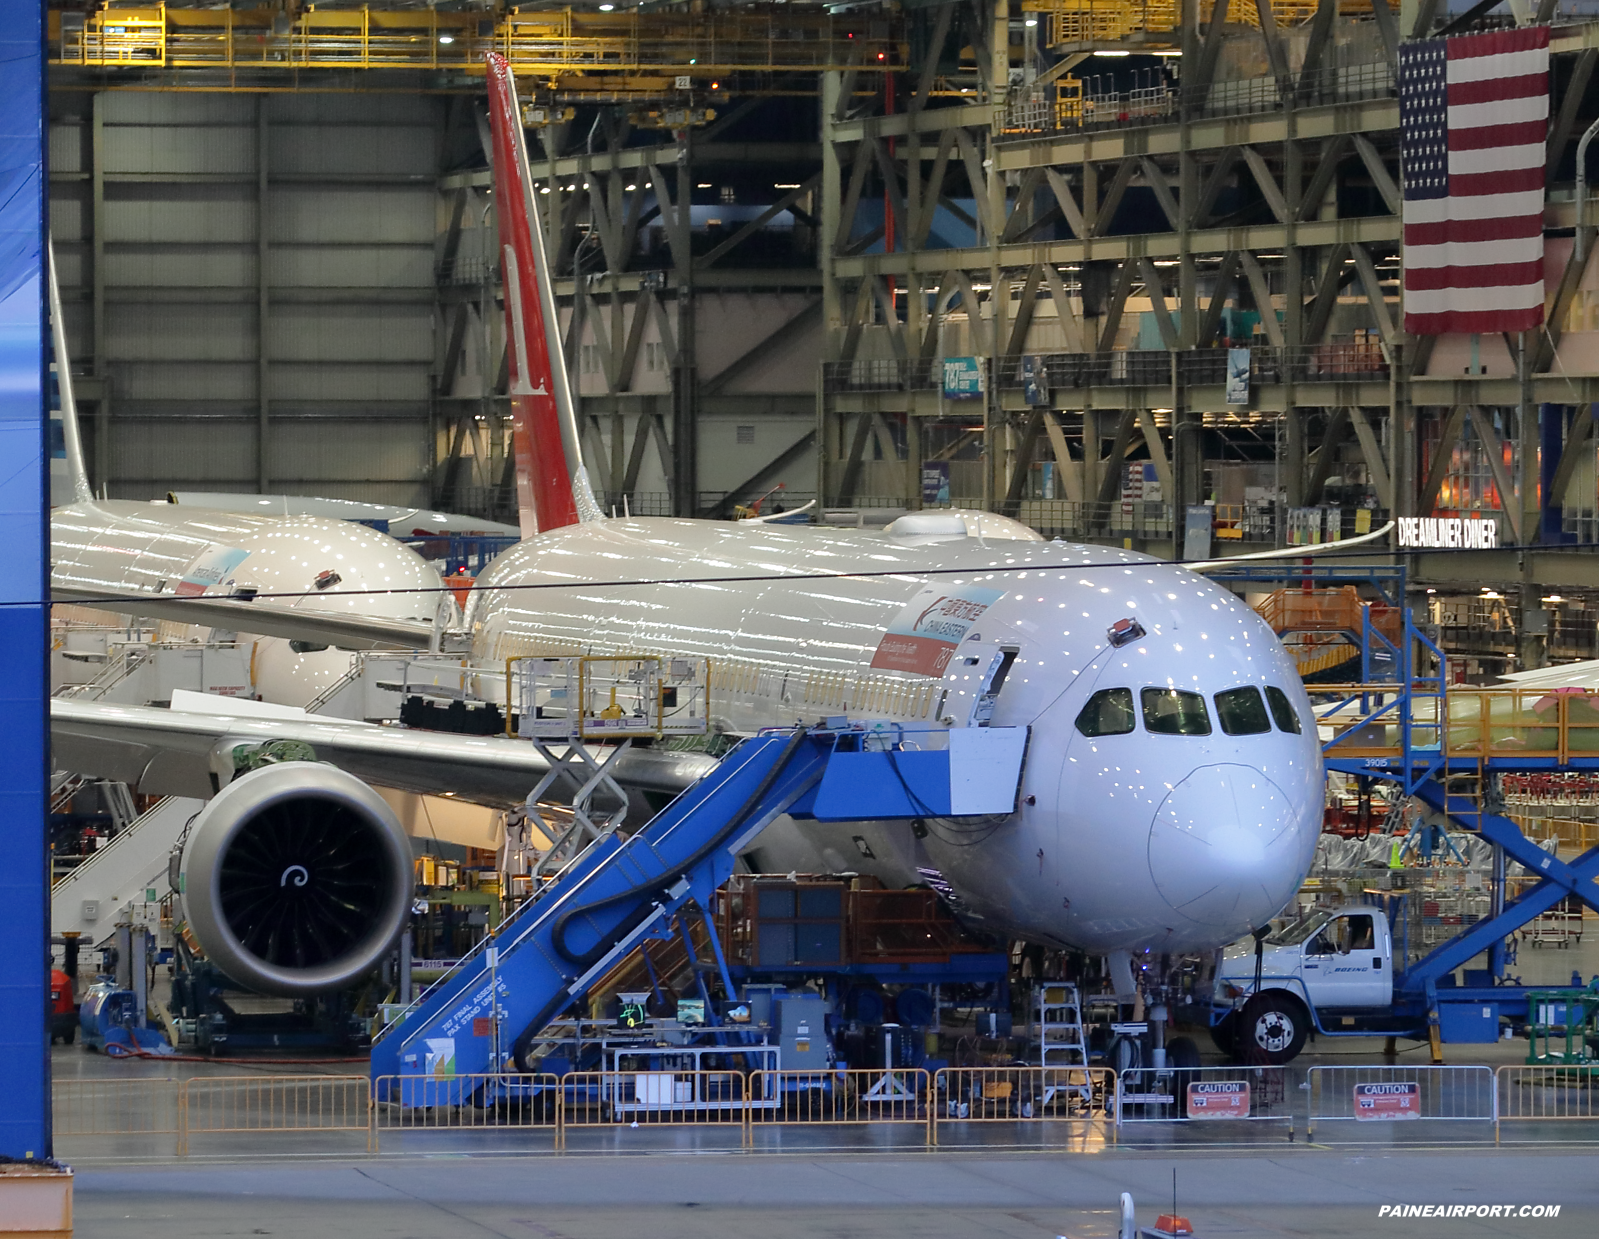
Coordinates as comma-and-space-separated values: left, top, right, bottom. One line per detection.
49, 4, 897, 82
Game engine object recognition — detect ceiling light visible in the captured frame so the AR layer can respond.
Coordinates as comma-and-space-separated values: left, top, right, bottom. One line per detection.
697, 182, 712, 188
1098, 50, 1131, 58
1024, 17, 1038, 26
1544, 595, 1566, 604
599, 3, 615, 8
774, 182, 801, 189
625, 183, 636, 191
438, 34, 455, 45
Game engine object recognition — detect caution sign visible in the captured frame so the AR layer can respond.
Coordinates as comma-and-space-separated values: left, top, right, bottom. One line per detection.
1354, 1082, 1419, 1120
1186, 1080, 1249, 1119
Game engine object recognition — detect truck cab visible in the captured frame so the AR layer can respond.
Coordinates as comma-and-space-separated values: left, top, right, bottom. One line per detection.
1211, 906, 1395, 1063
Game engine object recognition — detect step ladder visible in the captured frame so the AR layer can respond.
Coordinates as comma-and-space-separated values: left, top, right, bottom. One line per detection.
1036, 983, 1092, 1108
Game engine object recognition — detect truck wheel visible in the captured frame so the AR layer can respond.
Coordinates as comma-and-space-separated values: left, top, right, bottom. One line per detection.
1210, 1014, 1238, 1057
1166, 1036, 1201, 1069
1238, 993, 1307, 1065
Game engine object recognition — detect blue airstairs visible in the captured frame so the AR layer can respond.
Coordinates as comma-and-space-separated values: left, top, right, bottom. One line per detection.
370, 722, 1029, 1102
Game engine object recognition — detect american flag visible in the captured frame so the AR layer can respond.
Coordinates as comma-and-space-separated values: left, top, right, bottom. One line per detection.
1400, 27, 1549, 335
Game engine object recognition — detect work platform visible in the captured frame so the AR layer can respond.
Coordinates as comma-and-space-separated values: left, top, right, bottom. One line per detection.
1277, 564, 1599, 1051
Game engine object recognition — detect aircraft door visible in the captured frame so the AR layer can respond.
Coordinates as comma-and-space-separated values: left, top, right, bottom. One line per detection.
939, 646, 1018, 727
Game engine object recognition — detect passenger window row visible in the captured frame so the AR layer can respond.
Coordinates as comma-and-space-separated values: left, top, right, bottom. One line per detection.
1074, 684, 1303, 738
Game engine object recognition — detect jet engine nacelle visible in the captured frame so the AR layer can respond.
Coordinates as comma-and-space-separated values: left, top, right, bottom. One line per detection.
179, 763, 413, 998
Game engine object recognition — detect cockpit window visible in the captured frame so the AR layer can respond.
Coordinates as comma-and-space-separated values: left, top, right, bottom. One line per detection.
1075, 688, 1136, 737
1214, 686, 1271, 736
1265, 685, 1303, 734
1141, 687, 1212, 736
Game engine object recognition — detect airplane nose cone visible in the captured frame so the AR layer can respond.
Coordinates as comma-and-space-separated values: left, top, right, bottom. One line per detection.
1148, 764, 1303, 930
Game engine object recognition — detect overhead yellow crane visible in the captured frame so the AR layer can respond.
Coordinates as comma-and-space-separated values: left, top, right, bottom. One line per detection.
49, 3, 897, 93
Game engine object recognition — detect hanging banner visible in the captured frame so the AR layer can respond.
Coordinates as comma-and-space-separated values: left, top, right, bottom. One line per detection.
1021, 354, 1050, 406
921, 461, 951, 506
1182, 505, 1213, 561
1226, 347, 1251, 405
942, 356, 984, 399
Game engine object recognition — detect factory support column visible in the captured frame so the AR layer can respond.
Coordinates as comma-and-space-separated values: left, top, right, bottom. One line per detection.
257, 96, 272, 493
0, 1, 51, 1163
91, 91, 110, 497
671, 127, 697, 516
819, 71, 844, 503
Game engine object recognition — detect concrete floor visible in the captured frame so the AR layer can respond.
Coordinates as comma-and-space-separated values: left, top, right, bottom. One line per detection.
72, 1148, 1599, 1239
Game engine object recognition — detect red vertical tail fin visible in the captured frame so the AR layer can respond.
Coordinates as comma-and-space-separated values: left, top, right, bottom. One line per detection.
484, 53, 601, 535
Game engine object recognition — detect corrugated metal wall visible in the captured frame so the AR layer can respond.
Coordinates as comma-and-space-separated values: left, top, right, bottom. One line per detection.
50, 92, 440, 506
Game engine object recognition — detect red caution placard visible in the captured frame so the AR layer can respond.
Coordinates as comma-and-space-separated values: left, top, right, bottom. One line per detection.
1354, 1082, 1419, 1120
1186, 1080, 1250, 1119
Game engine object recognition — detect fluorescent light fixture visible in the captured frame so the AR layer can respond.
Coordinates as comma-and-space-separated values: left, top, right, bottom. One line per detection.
774, 182, 801, 189
1098, 50, 1131, 58
697, 182, 712, 188
599, 3, 615, 8
438, 34, 455, 45
1544, 595, 1566, 603
1024, 17, 1038, 26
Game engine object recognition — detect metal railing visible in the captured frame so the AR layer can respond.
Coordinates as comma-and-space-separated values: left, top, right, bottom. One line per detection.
1497, 1065, 1599, 1125
1000, 59, 1394, 140
821, 358, 942, 394
933, 1065, 1113, 1144
1306, 1066, 1497, 1138
52, 1078, 184, 1155
180, 1075, 372, 1156
749, 1068, 931, 1141
1321, 687, 1599, 764
371, 1073, 561, 1152
51, 1063, 1599, 1158
1116, 1064, 1298, 1134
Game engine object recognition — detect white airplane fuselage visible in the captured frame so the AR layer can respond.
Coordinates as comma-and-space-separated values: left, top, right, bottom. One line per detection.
466, 516, 1324, 956
51, 500, 444, 705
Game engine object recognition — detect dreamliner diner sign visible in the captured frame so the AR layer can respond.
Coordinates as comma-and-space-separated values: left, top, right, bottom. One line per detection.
1396, 516, 1498, 549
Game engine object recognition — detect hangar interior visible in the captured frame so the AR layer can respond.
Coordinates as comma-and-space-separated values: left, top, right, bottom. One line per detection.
22, 0, 1599, 1186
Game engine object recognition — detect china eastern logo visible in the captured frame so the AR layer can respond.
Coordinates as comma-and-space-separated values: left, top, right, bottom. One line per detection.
871, 583, 1005, 676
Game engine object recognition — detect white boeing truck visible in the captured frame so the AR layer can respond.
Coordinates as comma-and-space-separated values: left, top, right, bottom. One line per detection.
1211, 905, 1399, 1062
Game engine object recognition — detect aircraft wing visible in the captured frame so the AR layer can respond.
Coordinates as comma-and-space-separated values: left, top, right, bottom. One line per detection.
50, 697, 719, 807
50, 583, 436, 651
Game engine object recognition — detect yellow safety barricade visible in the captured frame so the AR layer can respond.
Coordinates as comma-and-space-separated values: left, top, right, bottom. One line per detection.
370, 1074, 560, 1153
1496, 1065, 1599, 1140
179, 1075, 370, 1156
52, 1077, 184, 1157
747, 1068, 932, 1145
932, 1066, 1115, 1146
558, 1070, 753, 1149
